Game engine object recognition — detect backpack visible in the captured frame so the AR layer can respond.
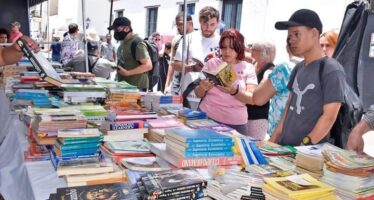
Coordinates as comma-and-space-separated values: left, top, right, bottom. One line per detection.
318, 57, 363, 148
130, 38, 160, 90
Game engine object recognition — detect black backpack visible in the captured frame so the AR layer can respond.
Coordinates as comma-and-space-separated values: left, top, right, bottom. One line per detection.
318, 57, 363, 148
130, 38, 160, 89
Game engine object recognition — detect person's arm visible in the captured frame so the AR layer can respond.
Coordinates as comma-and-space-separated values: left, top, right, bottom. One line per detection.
346, 120, 369, 154
171, 60, 183, 72
269, 94, 292, 143
302, 102, 342, 145
0, 36, 39, 66
195, 79, 214, 98
220, 83, 257, 104
164, 64, 174, 94
117, 57, 152, 76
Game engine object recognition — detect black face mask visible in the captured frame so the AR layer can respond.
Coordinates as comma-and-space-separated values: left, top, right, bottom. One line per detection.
114, 31, 128, 41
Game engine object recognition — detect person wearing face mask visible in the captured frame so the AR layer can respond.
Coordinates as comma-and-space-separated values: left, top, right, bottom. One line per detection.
108, 17, 152, 90
61, 23, 83, 65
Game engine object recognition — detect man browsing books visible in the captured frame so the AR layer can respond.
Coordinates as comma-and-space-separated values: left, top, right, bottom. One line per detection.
108, 17, 152, 90
270, 9, 345, 146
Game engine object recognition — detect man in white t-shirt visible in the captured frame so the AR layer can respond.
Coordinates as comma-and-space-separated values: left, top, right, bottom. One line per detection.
172, 6, 221, 109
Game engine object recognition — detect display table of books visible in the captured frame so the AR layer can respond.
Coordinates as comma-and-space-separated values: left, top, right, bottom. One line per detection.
1, 52, 374, 200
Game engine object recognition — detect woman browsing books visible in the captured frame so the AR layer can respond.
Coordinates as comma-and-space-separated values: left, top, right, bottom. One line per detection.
195, 29, 257, 134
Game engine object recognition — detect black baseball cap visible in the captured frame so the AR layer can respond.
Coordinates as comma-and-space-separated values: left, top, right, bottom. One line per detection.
275, 9, 323, 34
108, 17, 131, 30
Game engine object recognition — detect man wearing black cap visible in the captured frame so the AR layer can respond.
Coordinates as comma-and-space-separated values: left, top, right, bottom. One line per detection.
108, 17, 152, 90
270, 9, 346, 146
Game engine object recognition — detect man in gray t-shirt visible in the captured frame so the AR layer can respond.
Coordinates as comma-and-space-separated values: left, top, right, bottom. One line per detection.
271, 9, 345, 146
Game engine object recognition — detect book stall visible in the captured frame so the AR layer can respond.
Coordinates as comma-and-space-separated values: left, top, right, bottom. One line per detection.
1, 46, 374, 200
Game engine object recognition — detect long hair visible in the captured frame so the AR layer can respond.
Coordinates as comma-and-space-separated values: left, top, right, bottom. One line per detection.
321, 31, 338, 48
219, 29, 245, 60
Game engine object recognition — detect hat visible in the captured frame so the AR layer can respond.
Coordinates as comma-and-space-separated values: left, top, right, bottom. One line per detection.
107, 17, 131, 30
275, 9, 323, 34
11, 21, 21, 27
85, 29, 100, 42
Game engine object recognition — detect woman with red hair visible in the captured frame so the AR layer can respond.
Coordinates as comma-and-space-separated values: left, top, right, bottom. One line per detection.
195, 29, 258, 134
320, 30, 338, 57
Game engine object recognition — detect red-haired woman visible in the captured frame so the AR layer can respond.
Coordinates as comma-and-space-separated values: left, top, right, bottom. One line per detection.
320, 31, 338, 57
195, 29, 258, 135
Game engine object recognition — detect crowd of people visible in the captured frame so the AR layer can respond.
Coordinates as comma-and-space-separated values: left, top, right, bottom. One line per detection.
0, 6, 371, 155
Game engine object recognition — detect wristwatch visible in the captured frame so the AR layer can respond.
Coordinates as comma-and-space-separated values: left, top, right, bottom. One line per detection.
302, 136, 313, 145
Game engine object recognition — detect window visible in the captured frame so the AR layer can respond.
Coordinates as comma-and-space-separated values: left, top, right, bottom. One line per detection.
179, 3, 195, 15
146, 7, 158, 37
221, 0, 242, 32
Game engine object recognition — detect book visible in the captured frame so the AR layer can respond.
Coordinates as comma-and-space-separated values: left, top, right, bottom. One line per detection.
57, 137, 103, 145
140, 169, 206, 198
56, 183, 137, 200
57, 128, 102, 138
101, 120, 147, 131
104, 140, 151, 153
166, 128, 233, 144
56, 158, 114, 176
202, 61, 237, 86
16, 38, 79, 87
120, 156, 171, 171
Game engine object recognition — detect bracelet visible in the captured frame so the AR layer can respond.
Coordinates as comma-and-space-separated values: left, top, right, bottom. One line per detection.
230, 85, 239, 96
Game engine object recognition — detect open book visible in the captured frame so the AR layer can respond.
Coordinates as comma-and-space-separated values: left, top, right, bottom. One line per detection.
16, 38, 79, 87
202, 62, 237, 86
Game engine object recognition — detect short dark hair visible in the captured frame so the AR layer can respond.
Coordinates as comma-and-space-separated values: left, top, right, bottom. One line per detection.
0, 28, 9, 38
199, 6, 219, 23
165, 42, 172, 50
68, 23, 79, 34
175, 12, 192, 22
219, 29, 245, 61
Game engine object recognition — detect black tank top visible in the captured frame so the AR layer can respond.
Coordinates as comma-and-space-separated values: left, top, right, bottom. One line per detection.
247, 62, 275, 120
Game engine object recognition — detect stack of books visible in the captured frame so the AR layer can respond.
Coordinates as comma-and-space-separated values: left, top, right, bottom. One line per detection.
0, 65, 27, 87
100, 120, 148, 142
207, 168, 265, 200
132, 169, 206, 200
233, 137, 268, 169
51, 182, 137, 199
52, 128, 102, 159
144, 93, 184, 112
60, 84, 106, 104
94, 77, 139, 91
23, 141, 51, 161
295, 144, 324, 179
31, 109, 87, 145
12, 89, 52, 108
165, 128, 235, 158
186, 119, 235, 133
100, 140, 153, 163
321, 143, 374, 199
263, 174, 336, 200
106, 89, 141, 104
178, 109, 207, 122
146, 117, 185, 142
107, 108, 157, 122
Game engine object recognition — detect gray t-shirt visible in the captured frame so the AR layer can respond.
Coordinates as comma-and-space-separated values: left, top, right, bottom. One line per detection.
279, 57, 345, 146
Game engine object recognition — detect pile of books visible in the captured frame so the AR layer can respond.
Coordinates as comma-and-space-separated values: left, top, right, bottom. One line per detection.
50, 182, 137, 200
12, 89, 52, 108
144, 93, 183, 112
295, 144, 324, 179
60, 84, 106, 103
146, 117, 185, 142
100, 140, 153, 163
107, 89, 141, 104
132, 169, 206, 200
165, 128, 235, 158
233, 137, 268, 169
178, 109, 207, 122
31, 109, 87, 145
321, 143, 374, 199
207, 168, 265, 200
263, 173, 335, 200
100, 120, 148, 142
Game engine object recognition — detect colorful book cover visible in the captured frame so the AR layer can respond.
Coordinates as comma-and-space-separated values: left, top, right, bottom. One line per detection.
57, 128, 102, 138
56, 183, 137, 200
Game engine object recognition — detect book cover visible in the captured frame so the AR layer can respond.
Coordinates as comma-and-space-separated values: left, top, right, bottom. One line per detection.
57, 128, 102, 138
166, 128, 233, 144
57, 137, 103, 145
202, 62, 237, 86
56, 183, 137, 200
120, 156, 171, 172
140, 169, 206, 197
104, 140, 150, 153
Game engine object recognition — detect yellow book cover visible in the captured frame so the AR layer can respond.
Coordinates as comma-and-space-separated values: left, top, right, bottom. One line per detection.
203, 62, 237, 87
263, 184, 336, 200
264, 174, 334, 199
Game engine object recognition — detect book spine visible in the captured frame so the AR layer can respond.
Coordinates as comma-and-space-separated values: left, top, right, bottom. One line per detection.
110, 121, 145, 130
59, 138, 102, 145
186, 138, 233, 144
249, 141, 268, 165
240, 138, 255, 165
183, 150, 234, 158
185, 146, 233, 152
145, 181, 205, 197
58, 143, 100, 151
57, 148, 99, 157
177, 156, 242, 168
186, 141, 234, 148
